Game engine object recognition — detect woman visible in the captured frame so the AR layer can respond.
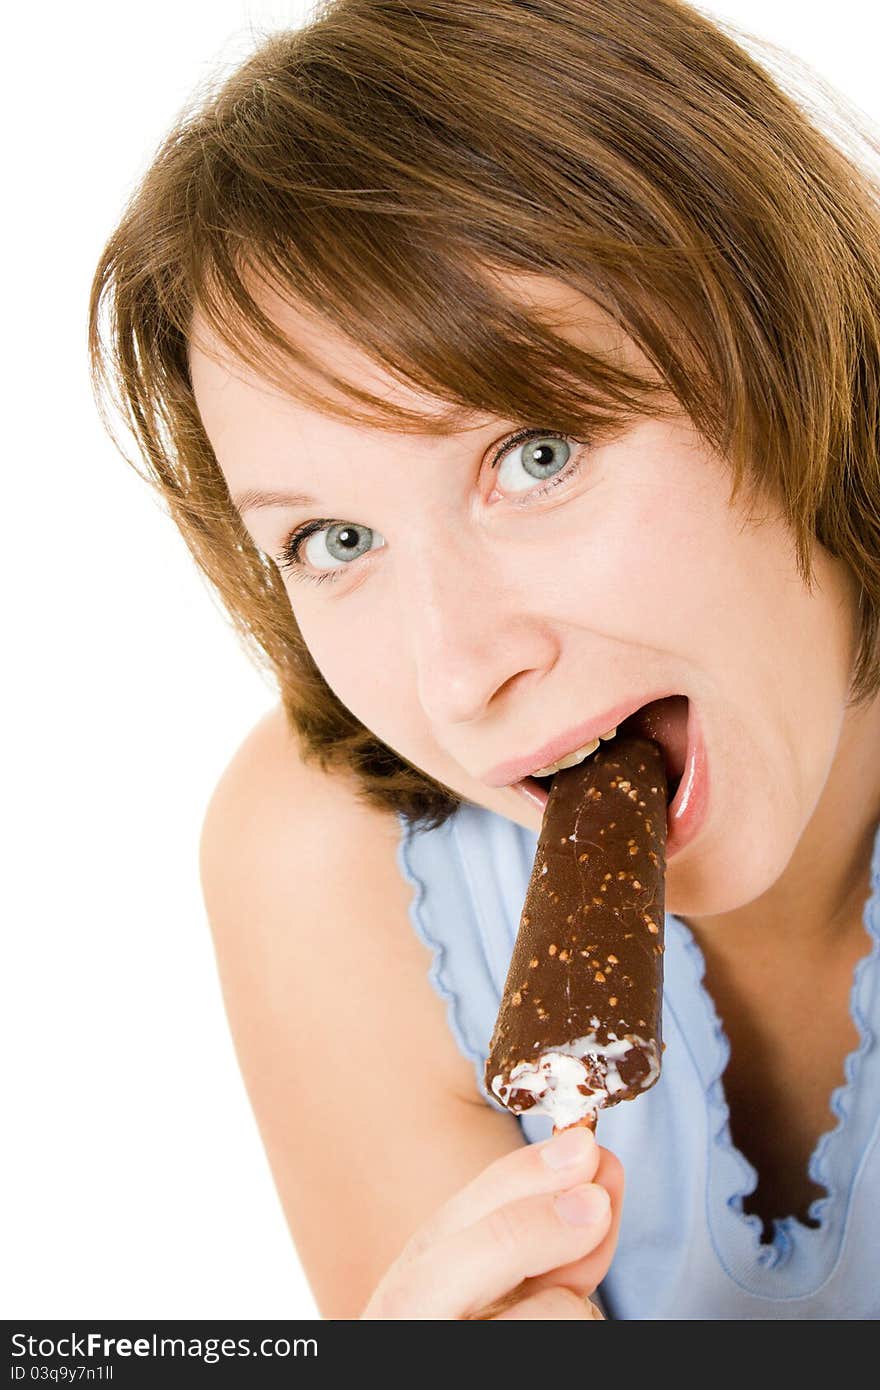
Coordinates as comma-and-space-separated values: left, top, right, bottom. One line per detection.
88, 0, 880, 1318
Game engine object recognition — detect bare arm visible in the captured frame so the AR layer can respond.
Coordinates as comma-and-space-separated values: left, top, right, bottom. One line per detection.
198, 705, 528, 1318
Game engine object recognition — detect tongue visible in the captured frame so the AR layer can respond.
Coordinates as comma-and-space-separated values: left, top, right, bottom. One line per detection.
620, 695, 688, 802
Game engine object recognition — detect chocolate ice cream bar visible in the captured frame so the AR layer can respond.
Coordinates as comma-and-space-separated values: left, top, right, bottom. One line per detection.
485, 733, 667, 1132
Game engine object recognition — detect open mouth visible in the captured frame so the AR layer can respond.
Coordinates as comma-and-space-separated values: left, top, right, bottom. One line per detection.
527, 695, 689, 808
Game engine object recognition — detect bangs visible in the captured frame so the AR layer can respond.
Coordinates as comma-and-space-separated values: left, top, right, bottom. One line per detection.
171, 19, 729, 457
187, 230, 691, 450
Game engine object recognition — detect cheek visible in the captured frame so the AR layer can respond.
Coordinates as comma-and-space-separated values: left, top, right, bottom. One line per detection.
569, 435, 852, 916
295, 597, 433, 756
545, 463, 724, 658
295, 600, 397, 714
296, 597, 463, 790
641, 493, 851, 915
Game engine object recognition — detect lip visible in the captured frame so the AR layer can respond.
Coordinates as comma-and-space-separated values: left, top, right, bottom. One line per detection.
513, 699, 709, 860
480, 688, 684, 788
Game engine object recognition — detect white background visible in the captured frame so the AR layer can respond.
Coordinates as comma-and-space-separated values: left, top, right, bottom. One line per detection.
4, 1, 878, 1319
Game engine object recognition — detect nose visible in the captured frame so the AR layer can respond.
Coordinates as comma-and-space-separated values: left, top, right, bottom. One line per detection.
396, 534, 559, 726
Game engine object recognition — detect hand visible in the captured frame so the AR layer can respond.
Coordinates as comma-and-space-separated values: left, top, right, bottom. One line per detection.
360, 1125, 623, 1320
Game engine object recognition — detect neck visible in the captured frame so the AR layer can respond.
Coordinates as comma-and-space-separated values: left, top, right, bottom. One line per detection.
680, 692, 880, 957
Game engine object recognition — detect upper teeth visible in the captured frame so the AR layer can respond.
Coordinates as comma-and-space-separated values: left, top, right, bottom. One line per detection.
531, 726, 618, 779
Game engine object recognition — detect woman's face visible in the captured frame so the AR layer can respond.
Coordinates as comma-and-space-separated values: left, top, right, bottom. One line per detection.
189, 272, 862, 920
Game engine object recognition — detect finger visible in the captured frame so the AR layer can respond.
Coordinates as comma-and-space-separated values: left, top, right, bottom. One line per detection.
492, 1287, 604, 1320
477, 1148, 624, 1314
524, 1146, 625, 1298
403, 1125, 601, 1258
365, 1180, 612, 1320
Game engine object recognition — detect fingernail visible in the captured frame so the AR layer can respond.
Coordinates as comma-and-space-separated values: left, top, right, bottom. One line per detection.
541, 1126, 595, 1170
554, 1184, 609, 1227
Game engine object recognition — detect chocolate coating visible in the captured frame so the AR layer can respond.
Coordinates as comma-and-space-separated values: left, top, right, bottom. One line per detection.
485, 733, 668, 1126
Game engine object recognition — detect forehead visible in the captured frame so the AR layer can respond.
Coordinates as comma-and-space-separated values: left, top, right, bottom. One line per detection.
189, 285, 424, 417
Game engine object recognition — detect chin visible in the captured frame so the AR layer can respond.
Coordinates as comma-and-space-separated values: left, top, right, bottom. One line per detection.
665, 824, 785, 919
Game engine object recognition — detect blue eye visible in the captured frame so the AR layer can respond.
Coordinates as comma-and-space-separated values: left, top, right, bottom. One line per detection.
495, 433, 572, 494
274, 426, 587, 587
303, 522, 382, 570
275, 521, 384, 585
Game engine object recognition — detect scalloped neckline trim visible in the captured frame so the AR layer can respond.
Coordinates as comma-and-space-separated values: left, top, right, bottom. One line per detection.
663, 816, 880, 1296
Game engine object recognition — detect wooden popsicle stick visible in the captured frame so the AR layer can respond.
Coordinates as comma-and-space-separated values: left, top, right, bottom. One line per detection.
552, 1113, 598, 1136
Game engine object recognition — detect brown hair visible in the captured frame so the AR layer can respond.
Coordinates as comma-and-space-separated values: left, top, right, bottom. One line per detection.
88, 0, 880, 830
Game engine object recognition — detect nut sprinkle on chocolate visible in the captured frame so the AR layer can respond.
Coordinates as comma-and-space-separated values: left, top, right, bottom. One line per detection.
485, 733, 668, 1132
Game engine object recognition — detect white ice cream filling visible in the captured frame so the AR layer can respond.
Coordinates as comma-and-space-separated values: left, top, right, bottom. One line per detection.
490, 1030, 661, 1128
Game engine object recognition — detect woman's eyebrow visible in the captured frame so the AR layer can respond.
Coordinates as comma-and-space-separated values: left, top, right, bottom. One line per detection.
232, 412, 498, 515
233, 487, 317, 515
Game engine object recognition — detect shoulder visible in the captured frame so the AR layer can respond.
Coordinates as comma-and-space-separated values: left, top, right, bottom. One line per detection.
198, 700, 427, 1020
200, 702, 401, 860
198, 703, 427, 960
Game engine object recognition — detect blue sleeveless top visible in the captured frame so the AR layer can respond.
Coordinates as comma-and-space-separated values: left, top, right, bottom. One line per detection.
396, 803, 880, 1320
